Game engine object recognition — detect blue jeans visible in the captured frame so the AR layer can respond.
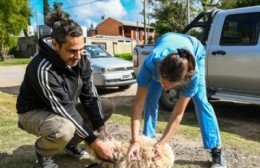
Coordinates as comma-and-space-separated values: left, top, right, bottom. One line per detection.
143, 57, 221, 149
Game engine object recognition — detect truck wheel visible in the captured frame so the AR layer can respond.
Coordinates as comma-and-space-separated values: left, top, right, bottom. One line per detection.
159, 89, 179, 111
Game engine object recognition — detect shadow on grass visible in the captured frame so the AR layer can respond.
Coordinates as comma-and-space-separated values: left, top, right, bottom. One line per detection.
211, 100, 260, 142
0, 145, 36, 168
0, 86, 20, 95
0, 145, 94, 168
174, 159, 210, 168
210, 100, 260, 124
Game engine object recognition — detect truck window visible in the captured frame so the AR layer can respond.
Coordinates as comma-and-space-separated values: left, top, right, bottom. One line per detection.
187, 27, 205, 42
220, 13, 260, 46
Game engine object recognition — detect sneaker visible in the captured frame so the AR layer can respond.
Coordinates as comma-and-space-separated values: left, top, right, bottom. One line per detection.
64, 146, 89, 159
36, 152, 58, 168
211, 147, 227, 168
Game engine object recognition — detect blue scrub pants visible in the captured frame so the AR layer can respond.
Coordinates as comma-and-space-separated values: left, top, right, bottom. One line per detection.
143, 58, 221, 149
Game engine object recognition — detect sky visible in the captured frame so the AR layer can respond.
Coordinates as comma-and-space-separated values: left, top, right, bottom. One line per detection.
30, 0, 144, 31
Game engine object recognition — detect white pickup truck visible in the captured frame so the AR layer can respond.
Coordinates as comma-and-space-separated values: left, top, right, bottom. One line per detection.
132, 6, 260, 110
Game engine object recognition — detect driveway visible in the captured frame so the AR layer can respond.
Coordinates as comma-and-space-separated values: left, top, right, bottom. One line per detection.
0, 65, 26, 87
0, 65, 26, 94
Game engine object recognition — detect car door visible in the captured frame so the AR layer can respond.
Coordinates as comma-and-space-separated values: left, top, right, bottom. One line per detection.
206, 11, 260, 96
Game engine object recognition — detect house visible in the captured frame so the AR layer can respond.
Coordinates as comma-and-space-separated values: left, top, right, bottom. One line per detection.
16, 17, 155, 57
85, 35, 136, 55
89, 17, 155, 44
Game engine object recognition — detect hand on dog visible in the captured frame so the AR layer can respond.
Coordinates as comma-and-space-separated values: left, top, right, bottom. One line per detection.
127, 141, 141, 162
90, 138, 115, 162
152, 144, 163, 161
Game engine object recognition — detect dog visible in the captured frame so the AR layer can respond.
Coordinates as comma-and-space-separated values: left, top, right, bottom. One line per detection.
84, 133, 174, 168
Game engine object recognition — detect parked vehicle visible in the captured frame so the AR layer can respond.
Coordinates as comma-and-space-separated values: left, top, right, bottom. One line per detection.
132, 6, 260, 110
84, 45, 136, 89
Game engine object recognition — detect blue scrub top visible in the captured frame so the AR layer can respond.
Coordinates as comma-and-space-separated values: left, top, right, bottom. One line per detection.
137, 32, 206, 97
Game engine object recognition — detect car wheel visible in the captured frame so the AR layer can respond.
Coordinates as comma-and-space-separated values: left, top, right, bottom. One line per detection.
159, 88, 179, 111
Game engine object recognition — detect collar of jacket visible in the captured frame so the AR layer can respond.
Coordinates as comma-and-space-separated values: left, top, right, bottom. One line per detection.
38, 36, 69, 70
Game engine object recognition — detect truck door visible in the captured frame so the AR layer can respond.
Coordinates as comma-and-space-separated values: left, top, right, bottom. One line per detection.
207, 12, 260, 95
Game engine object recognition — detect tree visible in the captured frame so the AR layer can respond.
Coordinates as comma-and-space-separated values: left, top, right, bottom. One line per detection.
149, 0, 188, 37
197, 0, 260, 10
0, 0, 30, 61
53, 2, 70, 18
236, 0, 260, 7
43, 0, 51, 23
148, 0, 260, 37
43, 1, 70, 21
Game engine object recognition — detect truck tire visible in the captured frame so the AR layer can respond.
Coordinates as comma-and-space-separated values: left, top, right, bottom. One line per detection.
159, 88, 179, 111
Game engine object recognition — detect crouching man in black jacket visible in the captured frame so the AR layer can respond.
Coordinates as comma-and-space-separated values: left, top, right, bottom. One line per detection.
16, 10, 115, 168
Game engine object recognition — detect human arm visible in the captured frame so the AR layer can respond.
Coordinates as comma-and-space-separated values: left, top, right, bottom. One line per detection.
29, 61, 97, 144
79, 54, 105, 130
127, 86, 148, 161
156, 94, 191, 147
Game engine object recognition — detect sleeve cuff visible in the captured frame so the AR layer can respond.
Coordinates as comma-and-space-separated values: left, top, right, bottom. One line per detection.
85, 132, 97, 144
93, 120, 105, 130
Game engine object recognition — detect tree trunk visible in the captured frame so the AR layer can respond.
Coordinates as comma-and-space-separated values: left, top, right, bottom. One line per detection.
0, 52, 5, 62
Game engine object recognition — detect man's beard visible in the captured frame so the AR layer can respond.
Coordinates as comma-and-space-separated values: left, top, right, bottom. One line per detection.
67, 59, 79, 67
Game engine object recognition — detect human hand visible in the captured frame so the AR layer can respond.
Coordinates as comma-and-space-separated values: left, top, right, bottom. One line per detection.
90, 138, 115, 162
152, 142, 165, 161
127, 141, 141, 162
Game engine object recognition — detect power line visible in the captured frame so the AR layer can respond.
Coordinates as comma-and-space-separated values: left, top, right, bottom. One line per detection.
63, 0, 104, 9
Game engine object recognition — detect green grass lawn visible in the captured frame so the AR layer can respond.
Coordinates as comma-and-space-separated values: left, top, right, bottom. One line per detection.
0, 54, 131, 66
115, 53, 132, 61
0, 58, 31, 66
0, 91, 259, 167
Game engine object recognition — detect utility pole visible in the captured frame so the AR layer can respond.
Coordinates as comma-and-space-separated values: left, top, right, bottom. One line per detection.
143, 0, 147, 44
136, 21, 139, 41
187, 0, 190, 25
35, 11, 39, 39
186, 0, 190, 35
147, 14, 149, 43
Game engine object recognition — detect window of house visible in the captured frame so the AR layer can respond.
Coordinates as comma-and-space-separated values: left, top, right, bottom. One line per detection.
220, 13, 260, 46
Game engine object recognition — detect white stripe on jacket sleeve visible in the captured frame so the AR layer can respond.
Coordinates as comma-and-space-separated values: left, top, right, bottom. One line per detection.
37, 59, 88, 139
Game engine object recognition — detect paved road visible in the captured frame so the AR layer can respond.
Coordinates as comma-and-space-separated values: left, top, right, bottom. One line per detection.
0, 65, 26, 87
0, 64, 137, 96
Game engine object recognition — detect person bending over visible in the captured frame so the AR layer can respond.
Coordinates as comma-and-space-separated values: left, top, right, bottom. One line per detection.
128, 32, 226, 168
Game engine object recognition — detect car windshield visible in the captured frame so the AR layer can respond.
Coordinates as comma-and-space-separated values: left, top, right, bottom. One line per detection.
84, 45, 113, 58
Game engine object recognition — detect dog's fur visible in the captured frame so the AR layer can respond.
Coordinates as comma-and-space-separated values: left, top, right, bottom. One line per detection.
84, 135, 174, 168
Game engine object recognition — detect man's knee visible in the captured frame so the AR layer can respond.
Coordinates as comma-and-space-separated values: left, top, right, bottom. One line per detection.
52, 118, 76, 143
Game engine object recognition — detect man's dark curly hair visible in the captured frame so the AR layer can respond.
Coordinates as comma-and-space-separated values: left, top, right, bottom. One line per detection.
160, 49, 196, 84
45, 10, 83, 46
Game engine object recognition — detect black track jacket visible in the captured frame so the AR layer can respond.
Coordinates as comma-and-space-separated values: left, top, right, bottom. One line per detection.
17, 37, 103, 144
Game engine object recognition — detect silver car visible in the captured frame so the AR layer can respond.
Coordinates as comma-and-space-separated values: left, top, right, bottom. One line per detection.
84, 45, 136, 89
